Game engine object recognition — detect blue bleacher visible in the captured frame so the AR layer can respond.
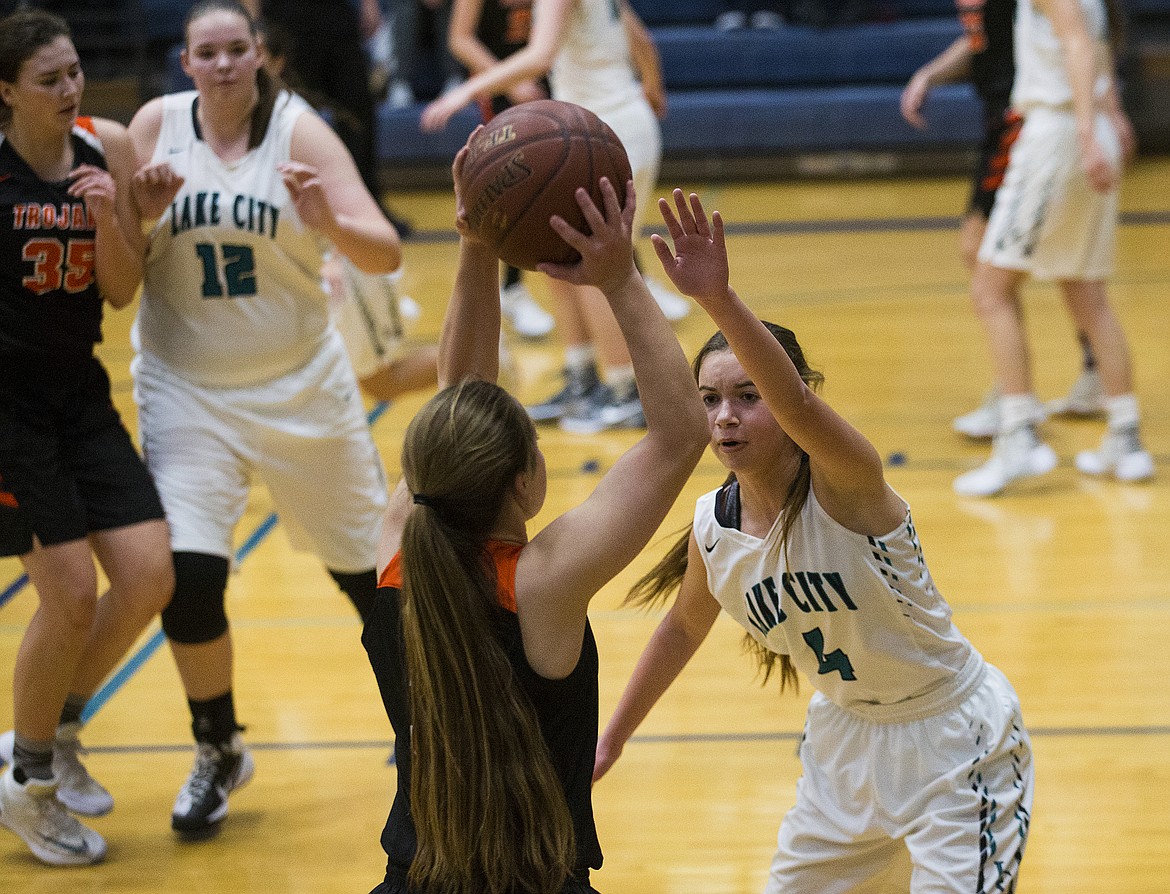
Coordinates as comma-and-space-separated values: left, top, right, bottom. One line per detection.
153, 0, 1170, 182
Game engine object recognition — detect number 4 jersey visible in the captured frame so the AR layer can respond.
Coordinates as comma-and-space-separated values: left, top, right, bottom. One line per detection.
136, 90, 332, 389
695, 480, 982, 718
0, 119, 104, 359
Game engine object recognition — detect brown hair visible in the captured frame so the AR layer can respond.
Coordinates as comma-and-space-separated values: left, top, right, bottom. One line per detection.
184, 0, 281, 150
399, 378, 574, 894
0, 9, 73, 127
627, 323, 824, 693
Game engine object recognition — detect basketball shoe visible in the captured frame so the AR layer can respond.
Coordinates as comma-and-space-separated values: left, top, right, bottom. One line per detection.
560, 381, 645, 434
953, 390, 1048, 439
1047, 369, 1105, 417
501, 282, 554, 338
953, 424, 1058, 497
171, 734, 254, 837
1075, 425, 1155, 482
527, 364, 602, 423
0, 767, 106, 865
0, 723, 113, 817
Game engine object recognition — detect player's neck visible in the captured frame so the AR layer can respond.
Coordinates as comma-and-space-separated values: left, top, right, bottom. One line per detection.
195, 89, 258, 162
2, 120, 74, 182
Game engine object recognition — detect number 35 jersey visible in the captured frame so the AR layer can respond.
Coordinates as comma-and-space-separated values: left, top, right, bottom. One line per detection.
0, 120, 106, 359
136, 90, 331, 389
695, 480, 980, 718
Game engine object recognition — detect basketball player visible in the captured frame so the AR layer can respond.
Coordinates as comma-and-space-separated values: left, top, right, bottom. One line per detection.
953, 0, 1153, 495
0, 9, 173, 865
423, 0, 691, 433
594, 190, 1034, 892
901, 0, 1128, 438
125, 0, 399, 837
362, 139, 707, 893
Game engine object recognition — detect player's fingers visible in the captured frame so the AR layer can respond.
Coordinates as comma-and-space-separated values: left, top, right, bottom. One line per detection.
650, 232, 674, 269
548, 212, 588, 251
689, 193, 710, 238
573, 184, 606, 234
712, 211, 726, 251
672, 188, 696, 233
597, 176, 622, 222
658, 196, 683, 241
620, 179, 636, 231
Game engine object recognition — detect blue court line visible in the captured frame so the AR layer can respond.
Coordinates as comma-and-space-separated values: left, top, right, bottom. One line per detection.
0, 400, 390, 723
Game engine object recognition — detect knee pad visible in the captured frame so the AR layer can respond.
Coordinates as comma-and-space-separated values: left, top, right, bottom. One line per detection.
161, 552, 231, 644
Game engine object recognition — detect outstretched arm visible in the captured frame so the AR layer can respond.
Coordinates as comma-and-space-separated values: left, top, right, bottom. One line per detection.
595, 535, 722, 781
654, 190, 904, 536
900, 35, 972, 129
515, 179, 708, 677
420, 0, 575, 131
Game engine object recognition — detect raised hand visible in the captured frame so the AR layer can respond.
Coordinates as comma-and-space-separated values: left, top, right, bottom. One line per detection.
537, 177, 636, 294
132, 161, 185, 221
652, 189, 729, 304
278, 161, 334, 232
452, 126, 487, 245
68, 163, 119, 226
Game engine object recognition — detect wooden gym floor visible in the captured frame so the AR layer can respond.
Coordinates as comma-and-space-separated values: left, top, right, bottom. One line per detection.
2, 159, 1169, 892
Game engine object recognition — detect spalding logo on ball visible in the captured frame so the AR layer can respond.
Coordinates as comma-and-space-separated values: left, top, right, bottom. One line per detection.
460, 99, 633, 271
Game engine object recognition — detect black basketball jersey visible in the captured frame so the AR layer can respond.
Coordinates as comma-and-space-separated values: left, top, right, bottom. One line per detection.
958, 0, 1016, 106
478, 0, 534, 61
365, 543, 603, 886
0, 119, 107, 359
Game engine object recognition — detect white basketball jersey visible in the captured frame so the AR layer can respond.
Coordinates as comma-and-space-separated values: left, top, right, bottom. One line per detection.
135, 90, 332, 389
695, 483, 978, 716
549, 0, 644, 117
1012, 0, 1111, 112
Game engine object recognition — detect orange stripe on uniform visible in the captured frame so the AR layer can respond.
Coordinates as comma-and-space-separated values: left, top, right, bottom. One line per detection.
377, 540, 522, 614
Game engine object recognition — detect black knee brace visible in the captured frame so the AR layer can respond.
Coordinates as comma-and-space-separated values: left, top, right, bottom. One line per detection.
329, 568, 378, 626
161, 552, 231, 645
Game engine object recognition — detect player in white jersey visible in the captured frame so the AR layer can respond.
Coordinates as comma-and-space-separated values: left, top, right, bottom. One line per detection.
125, 0, 400, 838
954, 0, 1153, 496
595, 192, 1034, 893
422, 0, 692, 433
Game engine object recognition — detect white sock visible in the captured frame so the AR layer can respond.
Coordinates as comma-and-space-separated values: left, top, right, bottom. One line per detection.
999, 393, 1038, 432
564, 345, 596, 374
1105, 393, 1140, 431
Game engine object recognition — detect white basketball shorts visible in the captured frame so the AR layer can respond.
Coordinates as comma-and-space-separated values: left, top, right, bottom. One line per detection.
979, 106, 1119, 281
134, 333, 388, 572
766, 662, 1033, 894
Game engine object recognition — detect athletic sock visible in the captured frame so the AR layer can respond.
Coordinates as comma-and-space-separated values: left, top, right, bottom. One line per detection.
189, 692, 240, 747
12, 734, 54, 782
59, 693, 88, 728
1104, 393, 1140, 431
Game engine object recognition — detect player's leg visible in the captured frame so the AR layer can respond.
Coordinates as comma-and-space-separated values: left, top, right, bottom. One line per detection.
527, 277, 603, 424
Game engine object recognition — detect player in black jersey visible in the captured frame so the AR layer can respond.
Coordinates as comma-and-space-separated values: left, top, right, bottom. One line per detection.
362, 141, 706, 893
0, 8, 173, 866
900, 0, 1129, 437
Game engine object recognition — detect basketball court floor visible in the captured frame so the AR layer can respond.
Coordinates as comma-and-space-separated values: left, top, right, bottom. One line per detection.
2, 159, 1168, 892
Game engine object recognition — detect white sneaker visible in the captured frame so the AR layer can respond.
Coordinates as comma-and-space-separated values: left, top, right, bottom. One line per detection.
643, 276, 690, 322
953, 390, 1047, 440
501, 283, 554, 338
714, 10, 747, 29
1075, 426, 1155, 482
0, 724, 112, 817
953, 425, 1058, 497
1048, 369, 1105, 417
387, 79, 414, 110
0, 767, 106, 866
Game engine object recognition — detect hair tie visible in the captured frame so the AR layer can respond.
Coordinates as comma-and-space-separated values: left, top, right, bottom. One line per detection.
412, 493, 434, 507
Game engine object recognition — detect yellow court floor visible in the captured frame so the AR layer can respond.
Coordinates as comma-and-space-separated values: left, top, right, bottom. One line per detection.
2, 158, 1169, 892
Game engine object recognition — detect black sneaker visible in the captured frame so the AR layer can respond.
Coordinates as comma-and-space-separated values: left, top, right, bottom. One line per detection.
171, 734, 254, 837
560, 381, 645, 434
527, 364, 601, 423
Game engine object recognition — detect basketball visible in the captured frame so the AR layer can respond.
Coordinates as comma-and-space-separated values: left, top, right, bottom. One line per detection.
459, 100, 633, 271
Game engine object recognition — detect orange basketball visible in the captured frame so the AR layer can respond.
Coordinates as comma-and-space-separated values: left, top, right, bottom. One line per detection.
459, 100, 633, 271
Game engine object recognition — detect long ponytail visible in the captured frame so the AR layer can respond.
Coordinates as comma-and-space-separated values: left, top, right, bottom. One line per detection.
400, 379, 574, 894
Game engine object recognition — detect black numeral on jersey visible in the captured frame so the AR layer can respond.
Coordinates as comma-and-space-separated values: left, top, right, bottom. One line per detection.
195, 242, 257, 298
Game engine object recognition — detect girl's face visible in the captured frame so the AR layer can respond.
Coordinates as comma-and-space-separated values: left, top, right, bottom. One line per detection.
0, 35, 83, 133
698, 349, 795, 474
181, 9, 261, 98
